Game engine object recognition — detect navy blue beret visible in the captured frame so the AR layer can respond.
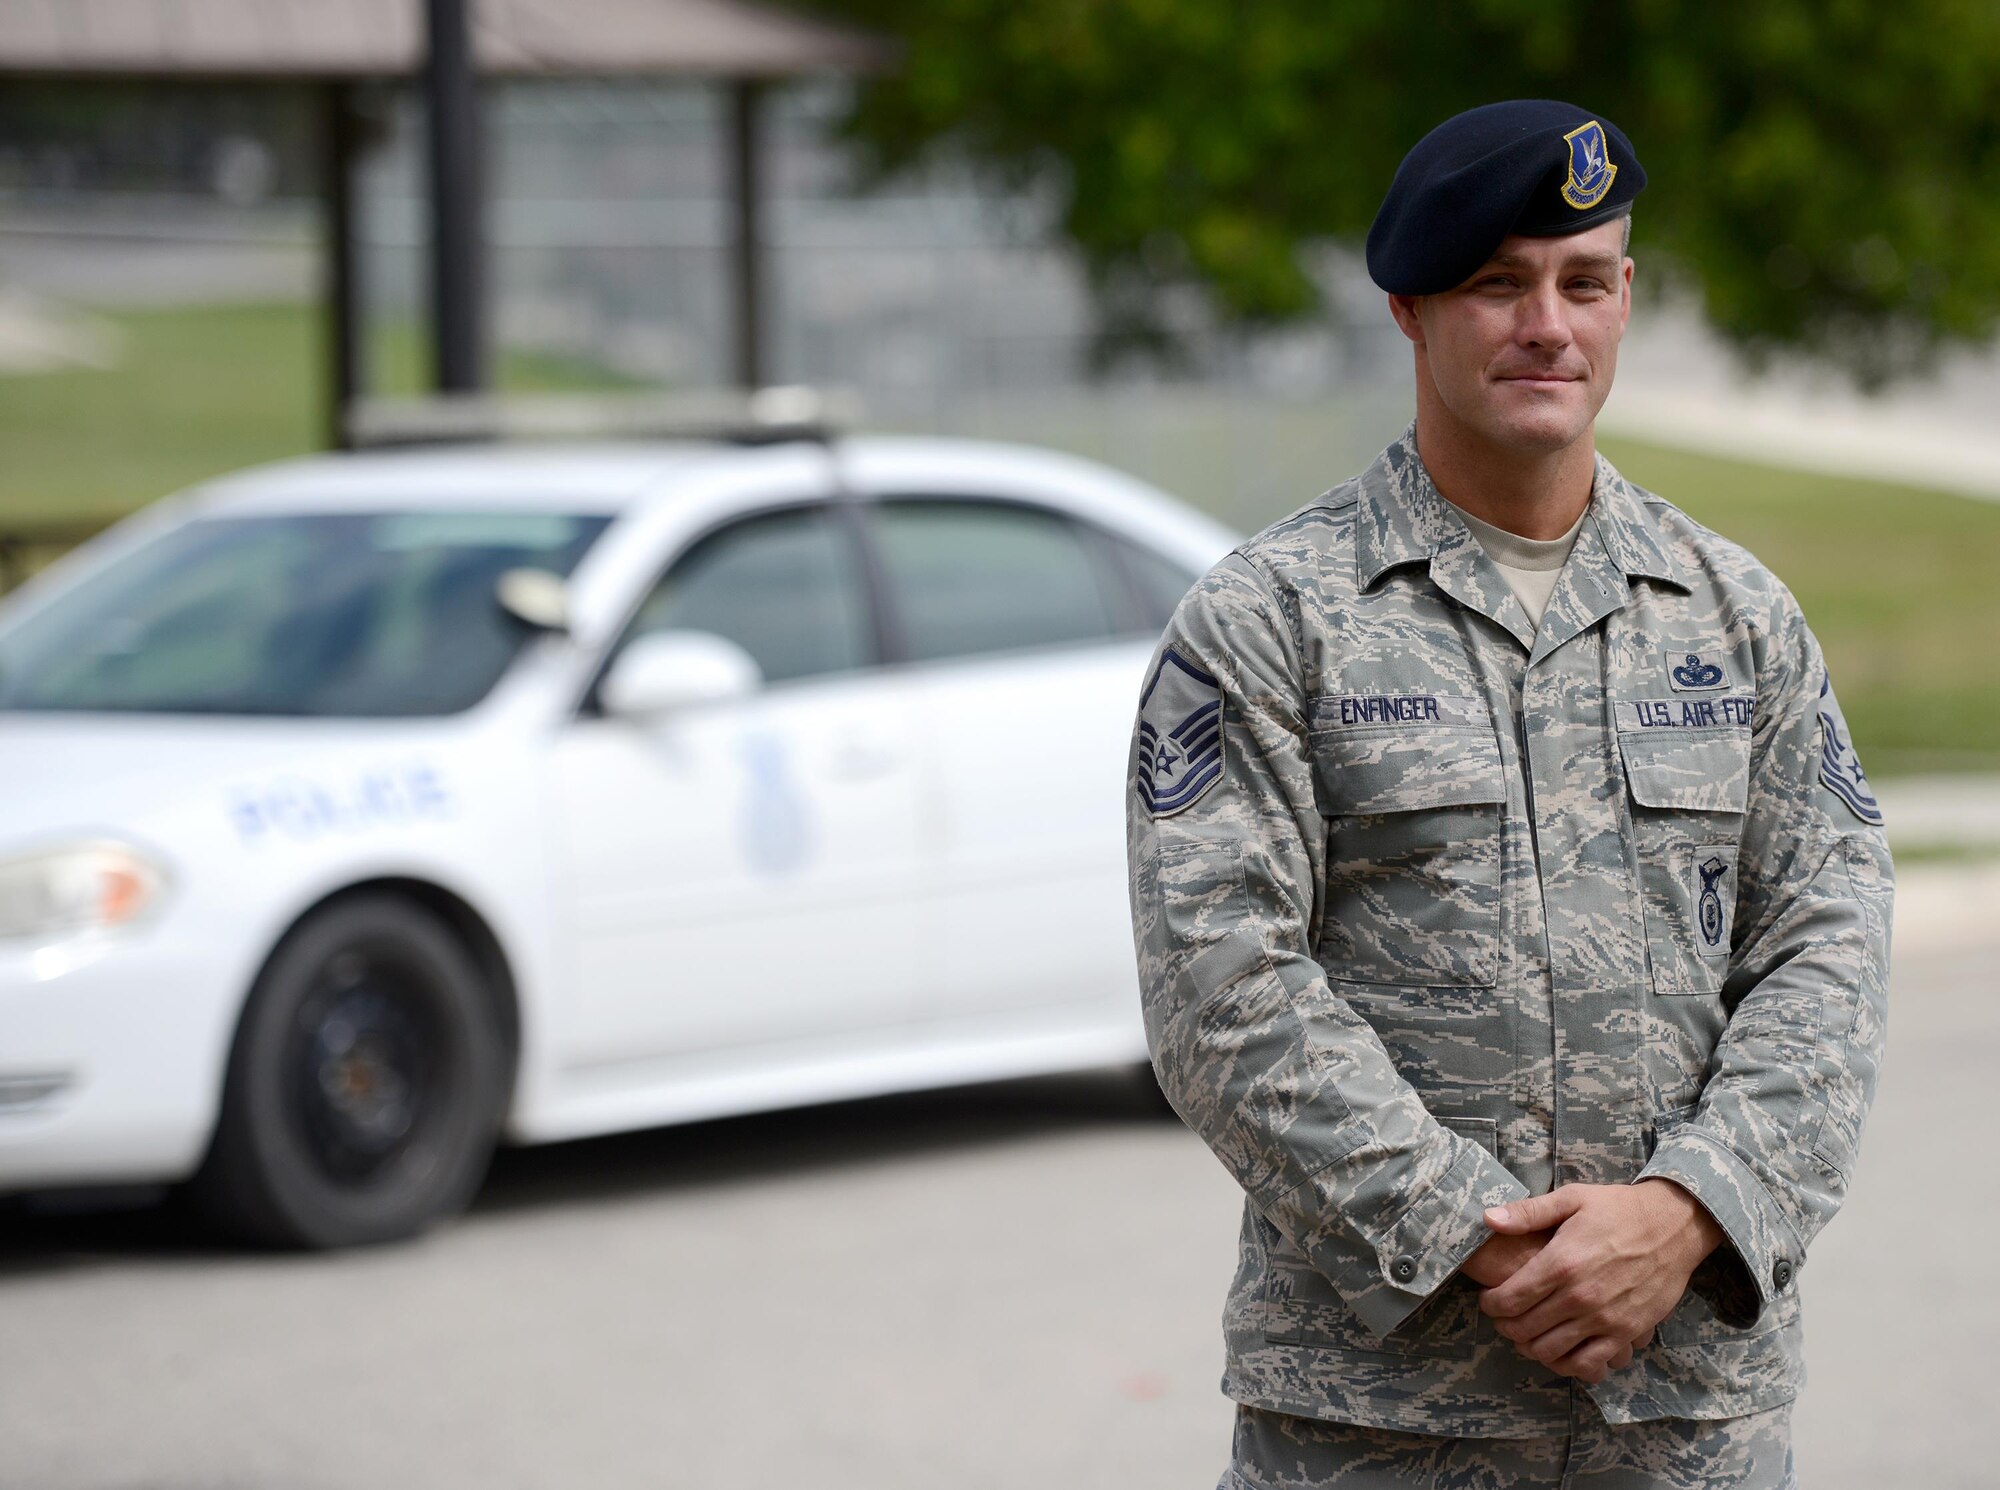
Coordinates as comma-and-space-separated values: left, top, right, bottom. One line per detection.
1365, 100, 1646, 295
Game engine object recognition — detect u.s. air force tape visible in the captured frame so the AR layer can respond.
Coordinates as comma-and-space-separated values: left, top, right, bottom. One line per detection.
1135, 647, 1222, 817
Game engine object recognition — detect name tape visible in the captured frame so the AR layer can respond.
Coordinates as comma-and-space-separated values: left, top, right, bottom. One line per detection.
1310, 693, 1488, 730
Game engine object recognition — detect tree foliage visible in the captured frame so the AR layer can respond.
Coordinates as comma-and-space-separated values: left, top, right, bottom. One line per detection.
804, 0, 2000, 385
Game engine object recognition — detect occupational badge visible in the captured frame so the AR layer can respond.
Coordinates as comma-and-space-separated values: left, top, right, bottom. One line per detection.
1689, 846, 1737, 959
1666, 648, 1727, 691
1135, 647, 1223, 817
1698, 854, 1728, 948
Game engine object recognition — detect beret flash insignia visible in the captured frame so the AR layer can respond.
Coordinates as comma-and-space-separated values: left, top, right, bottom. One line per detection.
1561, 120, 1618, 210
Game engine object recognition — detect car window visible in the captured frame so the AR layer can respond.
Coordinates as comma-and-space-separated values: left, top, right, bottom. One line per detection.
0, 511, 612, 717
619, 505, 869, 685
870, 498, 1119, 663
1104, 533, 1201, 631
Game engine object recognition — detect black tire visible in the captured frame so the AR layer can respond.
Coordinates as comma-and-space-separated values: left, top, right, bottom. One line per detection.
1129, 1058, 1182, 1119
191, 894, 507, 1249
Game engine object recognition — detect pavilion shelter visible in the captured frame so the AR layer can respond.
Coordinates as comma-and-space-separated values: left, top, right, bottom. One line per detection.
0, 0, 895, 445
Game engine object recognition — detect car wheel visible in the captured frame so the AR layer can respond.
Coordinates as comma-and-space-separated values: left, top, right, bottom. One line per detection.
192, 894, 507, 1248
1129, 1058, 1181, 1119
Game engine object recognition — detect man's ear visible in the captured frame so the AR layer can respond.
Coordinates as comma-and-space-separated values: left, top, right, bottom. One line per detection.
1387, 292, 1425, 346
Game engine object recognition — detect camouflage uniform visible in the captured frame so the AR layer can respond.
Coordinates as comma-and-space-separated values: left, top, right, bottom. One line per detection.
1225, 1397, 1794, 1488
1125, 429, 1893, 1457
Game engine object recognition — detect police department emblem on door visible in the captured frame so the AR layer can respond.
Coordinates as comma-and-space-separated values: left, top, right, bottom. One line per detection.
1135, 647, 1223, 817
1561, 120, 1618, 210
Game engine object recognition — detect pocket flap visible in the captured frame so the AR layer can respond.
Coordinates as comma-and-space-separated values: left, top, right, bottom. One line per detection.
1310, 727, 1505, 815
1619, 731, 1750, 813
1435, 1113, 1499, 1154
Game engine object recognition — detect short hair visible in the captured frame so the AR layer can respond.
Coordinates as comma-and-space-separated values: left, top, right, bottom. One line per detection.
1620, 210, 1633, 257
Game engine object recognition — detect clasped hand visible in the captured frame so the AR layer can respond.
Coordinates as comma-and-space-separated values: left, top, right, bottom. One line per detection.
1456, 1179, 1724, 1385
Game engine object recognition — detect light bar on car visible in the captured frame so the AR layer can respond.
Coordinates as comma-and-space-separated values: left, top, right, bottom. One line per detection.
344, 385, 863, 449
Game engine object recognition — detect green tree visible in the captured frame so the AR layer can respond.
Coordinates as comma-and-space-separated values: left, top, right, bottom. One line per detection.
805, 0, 2000, 384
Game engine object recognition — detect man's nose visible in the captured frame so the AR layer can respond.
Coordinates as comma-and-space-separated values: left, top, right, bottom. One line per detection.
1514, 282, 1571, 349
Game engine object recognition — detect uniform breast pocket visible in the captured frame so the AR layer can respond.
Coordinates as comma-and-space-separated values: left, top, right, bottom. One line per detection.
1618, 728, 1751, 997
1309, 724, 1505, 989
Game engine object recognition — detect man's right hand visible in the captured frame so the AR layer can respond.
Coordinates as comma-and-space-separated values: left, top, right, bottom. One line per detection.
1459, 1230, 1651, 1379
1460, 1229, 1548, 1288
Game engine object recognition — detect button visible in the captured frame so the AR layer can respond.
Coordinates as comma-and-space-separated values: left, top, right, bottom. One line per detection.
1390, 1255, 1418, 1284
1772, 1258, 1793, 1290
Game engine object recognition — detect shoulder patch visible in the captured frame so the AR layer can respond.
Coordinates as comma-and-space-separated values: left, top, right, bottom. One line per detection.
1816, 672, 1883, 826
1135, 647, 1224, 817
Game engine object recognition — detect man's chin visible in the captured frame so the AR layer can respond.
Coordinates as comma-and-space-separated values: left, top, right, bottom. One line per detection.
1476, 397, 1595, 454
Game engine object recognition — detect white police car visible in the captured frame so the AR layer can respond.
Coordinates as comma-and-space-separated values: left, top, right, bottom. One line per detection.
0, 430, 1234, 1246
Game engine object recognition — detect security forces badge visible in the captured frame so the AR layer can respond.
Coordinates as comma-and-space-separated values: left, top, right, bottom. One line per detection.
1816, 670, 1883, 825
1561, 119, 1618, 210
1135, 647, 1223, 817
1694, 848, 1739, 958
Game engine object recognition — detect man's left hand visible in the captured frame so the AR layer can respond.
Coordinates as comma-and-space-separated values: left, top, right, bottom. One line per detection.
1475, 1179, 1725, 1383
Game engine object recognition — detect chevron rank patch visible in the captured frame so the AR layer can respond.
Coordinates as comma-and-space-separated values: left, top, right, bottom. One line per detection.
1135, 647, 1223, 817
1816, 670, 1883, 826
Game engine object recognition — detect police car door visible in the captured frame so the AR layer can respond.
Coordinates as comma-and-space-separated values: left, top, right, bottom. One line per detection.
550, 500, 924, 1070
864, 494, 1161, 1029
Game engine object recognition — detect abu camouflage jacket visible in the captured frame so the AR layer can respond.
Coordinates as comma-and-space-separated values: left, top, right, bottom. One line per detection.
1125, 428, 1894, 1435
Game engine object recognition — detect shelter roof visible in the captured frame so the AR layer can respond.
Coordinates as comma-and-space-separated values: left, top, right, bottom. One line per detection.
0, 0, 894, 79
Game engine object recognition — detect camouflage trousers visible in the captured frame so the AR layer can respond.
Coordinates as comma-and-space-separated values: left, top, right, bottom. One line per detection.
1221, 1390, 1795, 1489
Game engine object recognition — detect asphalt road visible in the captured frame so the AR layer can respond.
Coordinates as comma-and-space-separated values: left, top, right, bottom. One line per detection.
1, 931, 1991, 1490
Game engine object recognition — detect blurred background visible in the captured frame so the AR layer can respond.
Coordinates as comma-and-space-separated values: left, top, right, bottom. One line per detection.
2, 3, 1996, 1488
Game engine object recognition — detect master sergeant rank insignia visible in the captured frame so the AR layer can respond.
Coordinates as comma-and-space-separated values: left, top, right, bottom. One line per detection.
1816, 670, 1883, 826
1135, 647, 1223, 817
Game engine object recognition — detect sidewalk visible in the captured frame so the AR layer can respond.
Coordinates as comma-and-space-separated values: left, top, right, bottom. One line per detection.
1871, 776, 2000, 954
1875, 774, 2000, 848
1603, 304, 2000, 504
1600, 384, 2000, 505
1886, 859, 2000, 955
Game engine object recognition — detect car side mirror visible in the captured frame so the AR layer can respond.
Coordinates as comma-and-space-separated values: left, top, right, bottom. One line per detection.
599, 630, 762, 718
495, 568, 570, 632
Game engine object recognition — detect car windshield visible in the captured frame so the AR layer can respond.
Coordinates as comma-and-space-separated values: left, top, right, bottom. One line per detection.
0, 510, 613, 717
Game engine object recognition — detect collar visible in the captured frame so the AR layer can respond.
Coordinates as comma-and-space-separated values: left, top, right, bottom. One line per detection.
1355, 424, 1686, 594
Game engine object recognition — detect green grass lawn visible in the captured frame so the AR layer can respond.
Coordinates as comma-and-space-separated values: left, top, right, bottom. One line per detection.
0, 299, 1994, 775
0, 301, 638, 526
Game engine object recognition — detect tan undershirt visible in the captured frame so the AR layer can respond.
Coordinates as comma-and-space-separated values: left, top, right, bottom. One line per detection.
1446, 501, 1588, 636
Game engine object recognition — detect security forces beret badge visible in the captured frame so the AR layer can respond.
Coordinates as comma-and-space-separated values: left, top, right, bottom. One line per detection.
1560, 120, 1617, 210
1136, 648, 1223, 817
1816, 671, 1883, 825
1365, 99, 1646, 296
